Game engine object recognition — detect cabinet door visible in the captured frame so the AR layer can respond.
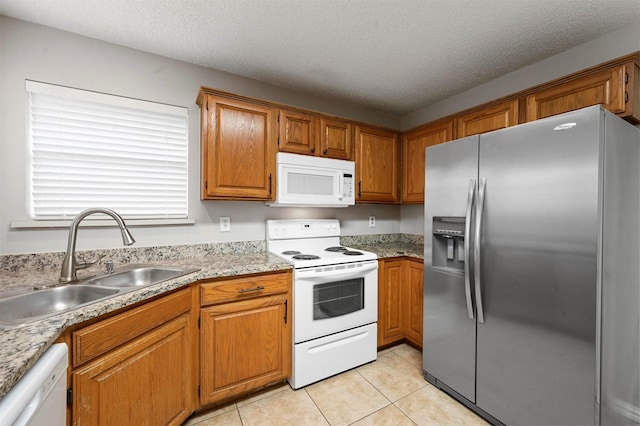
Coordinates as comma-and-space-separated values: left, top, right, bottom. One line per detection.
402, 120, 453, 204
73, 314, 193, 426
319, 118, 353, 160
279, 110, 318, 156
355, 126, 400, 203
525, 65, 626, 122
200, 294, 291, 405
378, 259, 404, 347
403, 259, 424, 348
456, 100, 519, 138
201, 95, 277, 200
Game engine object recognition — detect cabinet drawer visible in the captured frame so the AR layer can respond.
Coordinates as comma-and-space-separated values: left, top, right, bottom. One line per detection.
201, 272, 290, 306
72, 288, 191, 367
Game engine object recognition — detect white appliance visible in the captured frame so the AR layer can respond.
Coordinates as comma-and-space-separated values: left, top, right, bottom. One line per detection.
0, 343, 68, 426
266, 219, 378, 389
267, 153, 355, 207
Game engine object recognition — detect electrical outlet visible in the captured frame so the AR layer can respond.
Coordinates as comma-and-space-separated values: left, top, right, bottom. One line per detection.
369, 216, 376, 227
220, 216, 231, 232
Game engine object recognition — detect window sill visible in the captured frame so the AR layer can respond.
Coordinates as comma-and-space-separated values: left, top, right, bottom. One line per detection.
10, 218, 196, 229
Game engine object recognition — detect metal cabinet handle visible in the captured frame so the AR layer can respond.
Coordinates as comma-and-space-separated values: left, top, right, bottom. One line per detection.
238, 285, 265, 294
311, 147, 316, 153
474, 177, 486, 323
323, 149, 328, 155
464, 178, 476, 320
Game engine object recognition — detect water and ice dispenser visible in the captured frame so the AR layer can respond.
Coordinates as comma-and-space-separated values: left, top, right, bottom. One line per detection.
431, 217, 466, 274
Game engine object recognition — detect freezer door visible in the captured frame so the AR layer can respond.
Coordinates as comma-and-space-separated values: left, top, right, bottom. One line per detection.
423, 135, 478, 403
475, 107, 600, 425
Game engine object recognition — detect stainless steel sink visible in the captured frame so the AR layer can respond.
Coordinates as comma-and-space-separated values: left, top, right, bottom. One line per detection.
0, 265, 199, 327
0, 285, 120, 327
88, 265, 199, 288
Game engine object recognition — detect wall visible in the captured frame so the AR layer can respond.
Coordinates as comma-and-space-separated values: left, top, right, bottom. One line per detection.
399, 20, 640, 236
3, 18, 639, 252
0, 16, 401, 255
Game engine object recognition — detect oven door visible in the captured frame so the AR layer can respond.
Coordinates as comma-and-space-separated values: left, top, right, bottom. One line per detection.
293, 260, 378, 343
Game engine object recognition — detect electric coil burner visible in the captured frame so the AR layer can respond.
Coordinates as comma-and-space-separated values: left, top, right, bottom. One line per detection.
292, 254, 320, 260
325, 246, 348, 252
266, 219, 378, 389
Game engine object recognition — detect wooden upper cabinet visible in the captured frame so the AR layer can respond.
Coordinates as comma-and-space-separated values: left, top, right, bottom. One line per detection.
402, 119, 453, 204
319, 118, 353, 160
355, 126, 400, 203
279, 112, 353, 160
198, 93, 277, 200
279, 110, 318, 156
456, 100, 519, 137
525, 64, 628, 122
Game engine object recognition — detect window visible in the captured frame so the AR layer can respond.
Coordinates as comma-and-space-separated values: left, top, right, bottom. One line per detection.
26, 81, 188, 220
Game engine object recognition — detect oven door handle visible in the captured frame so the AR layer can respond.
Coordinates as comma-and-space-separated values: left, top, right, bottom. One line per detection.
295, 260, 378, 280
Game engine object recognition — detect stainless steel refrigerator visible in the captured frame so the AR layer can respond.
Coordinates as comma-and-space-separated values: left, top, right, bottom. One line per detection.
423, 105, 640, 425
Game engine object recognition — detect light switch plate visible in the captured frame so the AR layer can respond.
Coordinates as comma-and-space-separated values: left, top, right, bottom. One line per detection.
220, 216, 231, 232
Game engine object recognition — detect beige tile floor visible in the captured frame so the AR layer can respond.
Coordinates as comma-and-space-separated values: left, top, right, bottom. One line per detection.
183, 344, 488, 426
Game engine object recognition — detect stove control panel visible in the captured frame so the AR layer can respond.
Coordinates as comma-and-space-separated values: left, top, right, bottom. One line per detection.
267, 219, 340, 240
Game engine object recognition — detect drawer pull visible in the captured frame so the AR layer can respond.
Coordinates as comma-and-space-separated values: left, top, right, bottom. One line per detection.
238, 285, 265, 294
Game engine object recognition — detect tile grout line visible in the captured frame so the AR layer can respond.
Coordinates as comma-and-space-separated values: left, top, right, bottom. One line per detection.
303, 387, 332, 425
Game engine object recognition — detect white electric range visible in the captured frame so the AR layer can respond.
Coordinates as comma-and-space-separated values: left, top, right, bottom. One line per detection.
266, 219, 378, 389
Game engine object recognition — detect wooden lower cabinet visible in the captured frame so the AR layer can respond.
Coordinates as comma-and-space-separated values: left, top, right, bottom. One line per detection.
378, 258, 424, 349
70, 288, 195, 425
403, 259, 424, 347
378, 259, 404, 346
199, 272, 291, 406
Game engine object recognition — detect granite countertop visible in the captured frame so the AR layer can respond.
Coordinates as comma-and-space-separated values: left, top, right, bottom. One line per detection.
0, 239, 424, 401
352, 241, 424, 260
0, 251, 292, 400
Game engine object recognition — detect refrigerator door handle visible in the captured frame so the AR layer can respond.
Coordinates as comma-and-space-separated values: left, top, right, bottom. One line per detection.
464, 178, 476, 320
474, 177, 486, 323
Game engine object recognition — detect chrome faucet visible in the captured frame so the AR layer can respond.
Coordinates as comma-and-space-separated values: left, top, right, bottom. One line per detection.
59, 208, 135, 283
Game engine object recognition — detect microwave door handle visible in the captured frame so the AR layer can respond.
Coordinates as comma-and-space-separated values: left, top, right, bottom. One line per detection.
338, 174, 343, 200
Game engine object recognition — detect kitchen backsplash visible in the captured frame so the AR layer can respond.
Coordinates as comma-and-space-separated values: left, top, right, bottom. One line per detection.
341, 233, 423, 246
0, 234, 423, 273
0, 240, 265, 273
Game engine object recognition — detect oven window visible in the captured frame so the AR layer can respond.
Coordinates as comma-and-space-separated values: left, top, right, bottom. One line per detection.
313, 278, 364, 320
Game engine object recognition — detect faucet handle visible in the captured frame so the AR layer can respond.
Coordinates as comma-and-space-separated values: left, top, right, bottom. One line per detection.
76, 253, 106, 270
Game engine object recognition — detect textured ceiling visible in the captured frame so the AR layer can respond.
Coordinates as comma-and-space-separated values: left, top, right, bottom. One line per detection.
1, 0, 639, 115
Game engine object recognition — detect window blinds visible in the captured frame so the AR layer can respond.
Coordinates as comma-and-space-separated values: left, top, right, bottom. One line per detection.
26, 81, 188, 220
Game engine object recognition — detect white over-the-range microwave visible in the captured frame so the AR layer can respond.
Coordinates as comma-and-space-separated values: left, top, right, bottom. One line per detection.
267, 153, 355, 207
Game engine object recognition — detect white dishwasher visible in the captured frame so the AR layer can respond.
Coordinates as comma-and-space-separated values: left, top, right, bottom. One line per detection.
0, 343, 68, 426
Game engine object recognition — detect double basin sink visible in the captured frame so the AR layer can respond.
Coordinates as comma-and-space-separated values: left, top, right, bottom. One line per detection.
0, 265, 199, 328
